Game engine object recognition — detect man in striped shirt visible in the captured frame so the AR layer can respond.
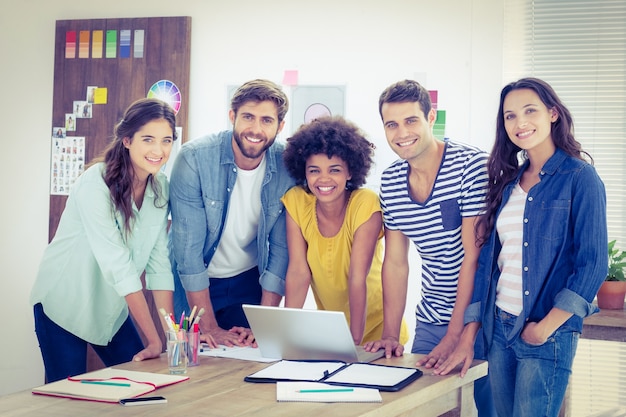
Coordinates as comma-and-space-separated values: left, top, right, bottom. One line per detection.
364, 79, 494, 416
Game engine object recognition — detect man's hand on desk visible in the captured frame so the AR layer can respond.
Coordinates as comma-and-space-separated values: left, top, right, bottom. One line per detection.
363, 336, 404, 359
200, 326, 256, 348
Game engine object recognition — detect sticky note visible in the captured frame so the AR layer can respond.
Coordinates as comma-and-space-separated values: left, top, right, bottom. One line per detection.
94, 88, 108, 104
283, 70, 298, 86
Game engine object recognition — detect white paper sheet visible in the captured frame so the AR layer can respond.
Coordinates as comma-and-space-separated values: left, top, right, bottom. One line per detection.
198, 345, 279, 363
276, 381, 381, 403
247, 361, 345, 381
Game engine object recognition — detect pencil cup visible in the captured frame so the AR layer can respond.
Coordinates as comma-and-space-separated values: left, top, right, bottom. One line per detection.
166, 329, 187, 374
186, 330, 200, 367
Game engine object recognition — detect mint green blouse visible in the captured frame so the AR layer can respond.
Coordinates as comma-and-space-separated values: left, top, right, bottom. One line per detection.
30, 163, 174, 345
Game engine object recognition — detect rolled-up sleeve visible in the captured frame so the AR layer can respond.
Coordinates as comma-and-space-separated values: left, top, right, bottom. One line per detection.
555, 165, 607, 318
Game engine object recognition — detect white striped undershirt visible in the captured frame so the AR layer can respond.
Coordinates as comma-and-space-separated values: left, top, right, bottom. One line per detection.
495, 183, 527, 316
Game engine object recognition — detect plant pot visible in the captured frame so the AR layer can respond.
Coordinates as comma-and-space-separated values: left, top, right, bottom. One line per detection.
596, 281, 626, 309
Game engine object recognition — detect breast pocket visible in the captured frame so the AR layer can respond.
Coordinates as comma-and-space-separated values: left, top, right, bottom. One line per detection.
204, 199, 225, 234
439, 199, 462, 231
538, 199, 570, 241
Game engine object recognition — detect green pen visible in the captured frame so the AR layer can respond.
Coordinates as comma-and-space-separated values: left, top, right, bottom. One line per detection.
81, 380, 131, 387
297, 388, 354, 393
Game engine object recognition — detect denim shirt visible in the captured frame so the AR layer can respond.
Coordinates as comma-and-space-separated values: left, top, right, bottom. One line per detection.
465, 149, 607, 350
169, 130, 295, 295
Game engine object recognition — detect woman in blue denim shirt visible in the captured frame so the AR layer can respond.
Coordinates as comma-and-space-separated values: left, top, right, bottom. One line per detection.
435, 78, 607, 417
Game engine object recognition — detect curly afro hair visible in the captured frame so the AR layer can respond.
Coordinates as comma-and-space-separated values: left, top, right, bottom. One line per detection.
283, 116, 375, 191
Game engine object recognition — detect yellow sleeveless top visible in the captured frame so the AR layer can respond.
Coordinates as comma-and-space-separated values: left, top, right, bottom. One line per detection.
282, 186, 408, 344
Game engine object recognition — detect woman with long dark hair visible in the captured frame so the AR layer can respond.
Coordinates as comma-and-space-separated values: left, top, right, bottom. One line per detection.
436, 78, 607, 417
31, 98, 177, 382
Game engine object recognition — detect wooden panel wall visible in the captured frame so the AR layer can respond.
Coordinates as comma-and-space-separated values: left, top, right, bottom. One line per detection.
48, 16, 191, 374
49, 16, 191, 239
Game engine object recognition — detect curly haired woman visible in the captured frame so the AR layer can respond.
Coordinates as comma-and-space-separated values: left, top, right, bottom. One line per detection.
282, 116, 408, 345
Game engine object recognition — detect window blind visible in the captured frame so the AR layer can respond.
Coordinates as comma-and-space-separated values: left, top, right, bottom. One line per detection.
503, 2, 626, 416
503, 0, 626, 248
569, 338, 626, 416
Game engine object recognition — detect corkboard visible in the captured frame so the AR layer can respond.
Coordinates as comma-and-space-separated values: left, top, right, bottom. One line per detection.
49, 16, 191, 240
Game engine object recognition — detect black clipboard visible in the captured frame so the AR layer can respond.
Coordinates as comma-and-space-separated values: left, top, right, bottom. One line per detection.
244, 360, 422, 392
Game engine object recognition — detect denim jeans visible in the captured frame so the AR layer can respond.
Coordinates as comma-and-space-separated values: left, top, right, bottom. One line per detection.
34, 303, 144, 383
412, 321, 497, 417
489, 307, 578, 417
173, 266, 262, 329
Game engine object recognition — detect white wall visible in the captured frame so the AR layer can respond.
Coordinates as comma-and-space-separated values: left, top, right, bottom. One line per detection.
0, 0, 503, 395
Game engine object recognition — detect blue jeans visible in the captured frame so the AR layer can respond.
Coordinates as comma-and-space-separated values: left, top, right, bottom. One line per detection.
412, 321, 497, 417
173, 266, 262, 329
33, 303, 144, 383
489, 307, 578, 417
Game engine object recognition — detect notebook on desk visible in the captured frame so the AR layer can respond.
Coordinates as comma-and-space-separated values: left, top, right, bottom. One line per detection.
242, 304, 385, 363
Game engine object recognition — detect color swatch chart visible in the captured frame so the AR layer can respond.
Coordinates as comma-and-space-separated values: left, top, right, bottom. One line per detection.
65, 29, 145, 59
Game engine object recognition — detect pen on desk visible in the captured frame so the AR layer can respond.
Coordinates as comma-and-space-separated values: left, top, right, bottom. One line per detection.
201, 343, 226, 351
297, 388, 354, 393
81, 380, 132, 387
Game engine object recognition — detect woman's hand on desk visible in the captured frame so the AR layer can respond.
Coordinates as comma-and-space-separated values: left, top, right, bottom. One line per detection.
416, 332, 459, 369
363, 337, 404, 359
200, 326, 255, 348
433, 336, 476, 377
132, 341, 163, 362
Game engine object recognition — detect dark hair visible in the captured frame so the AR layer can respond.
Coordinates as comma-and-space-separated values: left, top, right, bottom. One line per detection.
231, 79, 289, 123
283, 116, 375, 191
378, 79, 432, 119
89, 98, 177, 233
476, 77, 590, 245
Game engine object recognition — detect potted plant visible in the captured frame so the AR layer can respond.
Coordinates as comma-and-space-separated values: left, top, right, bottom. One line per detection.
596, 240, 626, 309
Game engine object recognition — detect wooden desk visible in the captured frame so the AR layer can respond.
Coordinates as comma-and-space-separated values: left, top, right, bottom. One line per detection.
582, 305, 626, 342
0, 354, 486, 417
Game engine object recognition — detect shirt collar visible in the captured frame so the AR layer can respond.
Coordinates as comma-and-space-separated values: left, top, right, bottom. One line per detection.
516, 147, 567, 181
539, 148, 567, 176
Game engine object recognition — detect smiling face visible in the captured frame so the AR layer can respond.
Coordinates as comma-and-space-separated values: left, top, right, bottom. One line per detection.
230, 100, 285, 170
305, 154, 351, 204
123, 118, 174, 181
503, 88, 558, 154
381, 101, 436, 163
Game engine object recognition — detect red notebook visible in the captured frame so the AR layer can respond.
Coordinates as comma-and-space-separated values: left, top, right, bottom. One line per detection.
32, 367, 188, 403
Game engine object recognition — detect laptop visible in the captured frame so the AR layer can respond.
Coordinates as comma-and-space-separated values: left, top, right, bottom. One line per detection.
242, 304, 385, 363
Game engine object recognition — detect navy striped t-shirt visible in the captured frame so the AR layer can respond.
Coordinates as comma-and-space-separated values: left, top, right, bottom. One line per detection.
380, 140, 488, 325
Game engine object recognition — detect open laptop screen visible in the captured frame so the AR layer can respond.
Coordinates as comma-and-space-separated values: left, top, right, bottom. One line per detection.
242, 305, 384, 363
